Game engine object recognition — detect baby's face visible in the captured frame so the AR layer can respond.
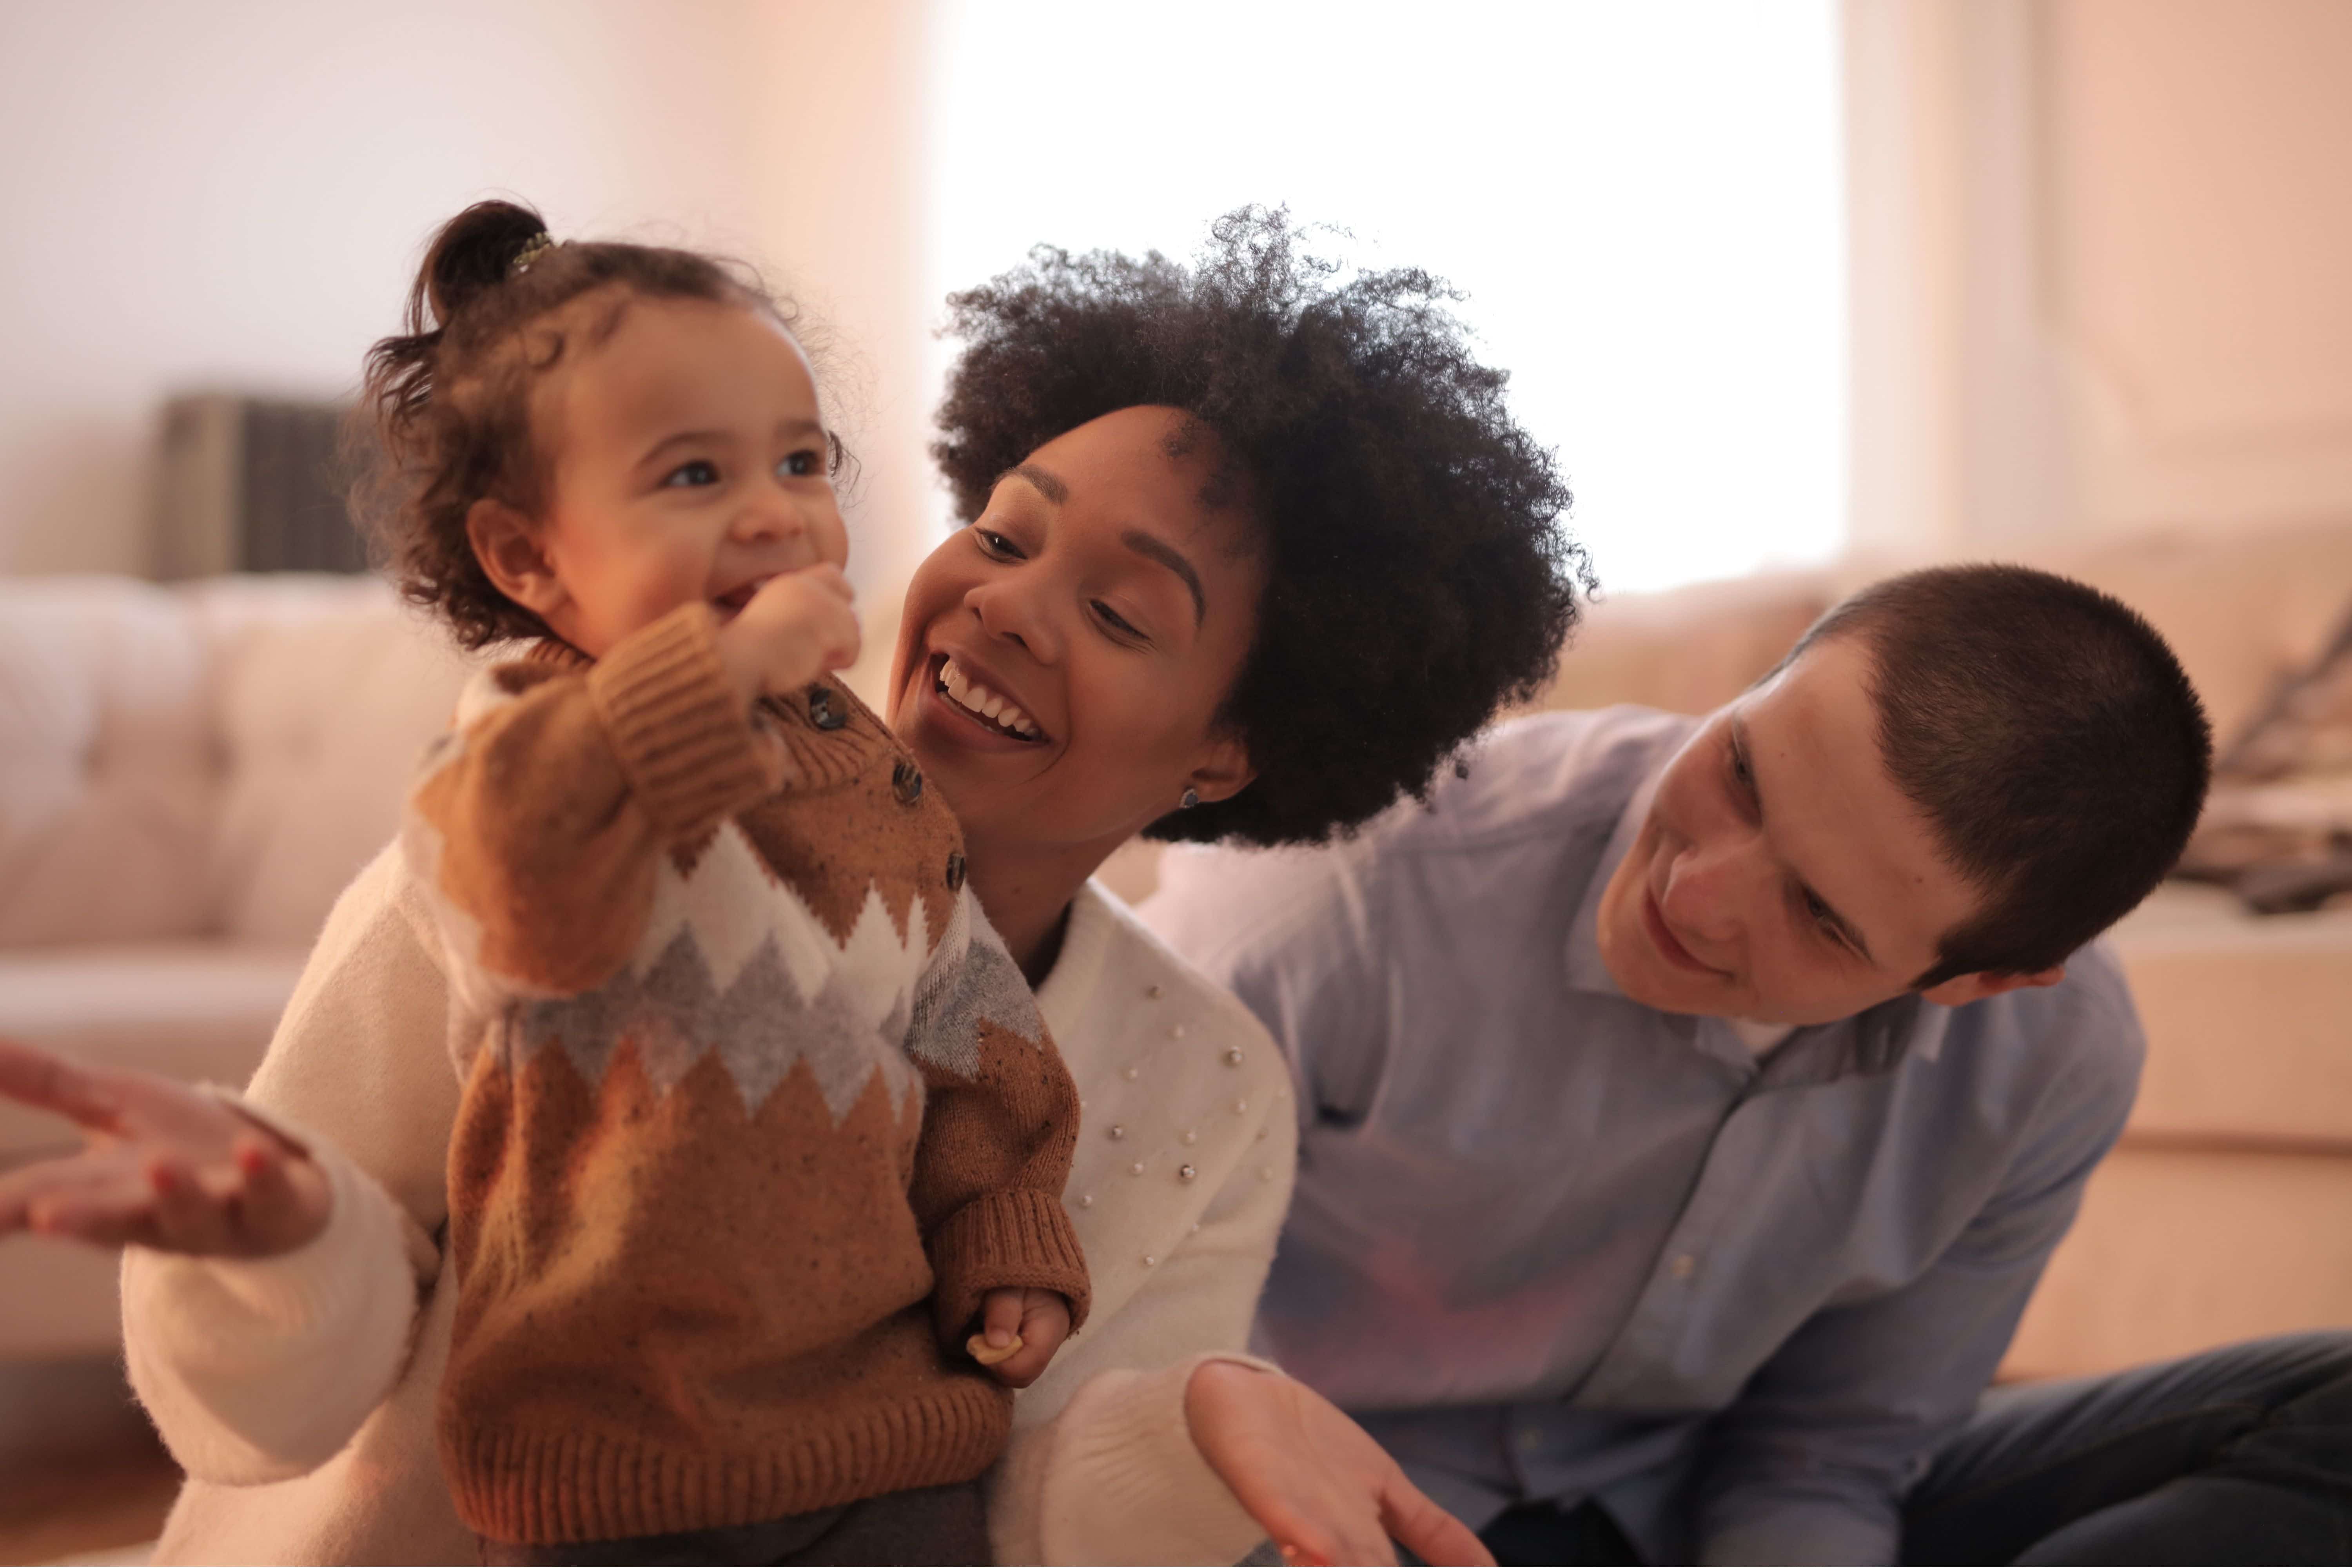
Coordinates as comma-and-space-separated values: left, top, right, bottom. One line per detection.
521, 292, 848, 658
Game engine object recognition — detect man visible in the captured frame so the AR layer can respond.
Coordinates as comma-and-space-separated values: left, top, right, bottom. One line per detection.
1143, 565, 2352, 1564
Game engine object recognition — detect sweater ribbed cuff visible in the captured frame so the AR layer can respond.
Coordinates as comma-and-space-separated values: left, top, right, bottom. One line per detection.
585, 603, 772, 842
929, 1188, 1093, 1345
1028, 1354, 1279, 1566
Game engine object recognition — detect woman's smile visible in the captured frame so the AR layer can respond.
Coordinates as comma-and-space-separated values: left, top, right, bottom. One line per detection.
933, 652, 1048, 741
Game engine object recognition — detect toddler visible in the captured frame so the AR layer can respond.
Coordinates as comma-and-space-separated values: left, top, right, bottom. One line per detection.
368, 201, 1088, 1564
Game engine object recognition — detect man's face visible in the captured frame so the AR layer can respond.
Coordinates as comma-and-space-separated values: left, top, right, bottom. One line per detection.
1596, 636, 2001, 1025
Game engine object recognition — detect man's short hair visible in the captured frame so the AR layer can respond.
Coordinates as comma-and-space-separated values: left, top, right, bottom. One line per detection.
1786, 564, 2213, 987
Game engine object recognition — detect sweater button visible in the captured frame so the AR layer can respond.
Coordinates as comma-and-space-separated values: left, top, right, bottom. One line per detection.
891, 760, 924, 804
945, 852, 966, 892
808, 687, 846, 730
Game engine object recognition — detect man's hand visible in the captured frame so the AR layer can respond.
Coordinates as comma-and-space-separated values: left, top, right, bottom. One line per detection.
1186, 1360, 1495, 1568
970, 1287, 1071, 1388
715, 565, 860, 708
0, 1037, 330, 1258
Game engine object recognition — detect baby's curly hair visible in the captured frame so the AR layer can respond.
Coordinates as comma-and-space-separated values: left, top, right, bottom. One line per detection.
351, 199, 823, 649
934, 207, 1592, 847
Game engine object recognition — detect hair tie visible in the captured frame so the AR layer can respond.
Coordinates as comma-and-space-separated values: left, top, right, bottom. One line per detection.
510, 232, 557, 276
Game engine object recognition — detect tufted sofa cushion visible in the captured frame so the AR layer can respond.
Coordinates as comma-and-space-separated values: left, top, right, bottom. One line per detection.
191, 577, 477, 945
0, 577, 220, 948
0, 574, 475, 951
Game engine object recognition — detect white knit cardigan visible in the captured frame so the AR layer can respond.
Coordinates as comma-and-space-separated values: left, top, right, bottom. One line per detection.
122, 851, 1297, 1565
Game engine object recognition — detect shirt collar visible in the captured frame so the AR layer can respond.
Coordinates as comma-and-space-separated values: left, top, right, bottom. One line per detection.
1555, 734, 1951, 1076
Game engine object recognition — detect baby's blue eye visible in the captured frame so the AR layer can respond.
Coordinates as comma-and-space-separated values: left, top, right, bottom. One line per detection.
780, 449, 822, 478
663, 459, 720, 488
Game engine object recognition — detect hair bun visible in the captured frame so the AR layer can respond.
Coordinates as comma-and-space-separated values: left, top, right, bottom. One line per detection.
418, 199, 552, 327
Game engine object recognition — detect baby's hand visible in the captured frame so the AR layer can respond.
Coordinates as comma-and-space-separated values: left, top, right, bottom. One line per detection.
715, 565, 860, 708
969, 1287, 1072, 1388
0, 1037, 330, 1258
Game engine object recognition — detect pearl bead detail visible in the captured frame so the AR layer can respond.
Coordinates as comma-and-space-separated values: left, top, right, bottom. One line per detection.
1180, 1129, 1198, 1145
1107, 1123, 1126, 1140
1078, 1193, 1094, 1207
1234, 1099, 1249, 1114
1129, 1161, 1145, 1176
1178, 1163, 1198, 1182
1123, 1065, 1140, 1081
1142, 1254, 1157, 1267
1224, 1047, 1245, 1066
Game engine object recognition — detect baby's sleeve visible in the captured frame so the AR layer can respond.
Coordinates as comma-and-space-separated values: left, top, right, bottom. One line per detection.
904, 893, 1091, 1345
403, 604, 773, 1005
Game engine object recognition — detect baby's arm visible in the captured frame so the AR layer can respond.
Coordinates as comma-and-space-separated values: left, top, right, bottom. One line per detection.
405, 605, 774, 1002
906, 897, 1091, 1377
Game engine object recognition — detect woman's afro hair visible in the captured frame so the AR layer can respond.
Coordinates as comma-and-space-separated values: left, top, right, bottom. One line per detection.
932, 207, 1593, 847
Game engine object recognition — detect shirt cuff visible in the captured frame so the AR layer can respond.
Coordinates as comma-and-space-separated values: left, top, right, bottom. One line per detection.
1023, 1352, 1280, 1566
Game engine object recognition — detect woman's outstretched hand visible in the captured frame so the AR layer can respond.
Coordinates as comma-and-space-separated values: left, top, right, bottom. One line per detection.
0, 1037, 329, 1257
1186, 1360, 1496, 1568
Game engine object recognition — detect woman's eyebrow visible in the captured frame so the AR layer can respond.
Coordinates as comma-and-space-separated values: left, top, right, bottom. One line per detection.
1122, 529, 1206, 627
1007, 462, 1068, 504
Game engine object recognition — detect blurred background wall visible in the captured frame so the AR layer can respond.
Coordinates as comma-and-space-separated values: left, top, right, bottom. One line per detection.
1848, 0, 2352, 561
0, 0, 935, 597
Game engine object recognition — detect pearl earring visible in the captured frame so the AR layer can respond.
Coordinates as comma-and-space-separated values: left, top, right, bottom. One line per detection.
1180, 786, 1200, 809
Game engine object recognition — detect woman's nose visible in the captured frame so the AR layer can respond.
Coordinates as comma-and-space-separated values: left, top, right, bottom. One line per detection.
967, 577, 1060, 664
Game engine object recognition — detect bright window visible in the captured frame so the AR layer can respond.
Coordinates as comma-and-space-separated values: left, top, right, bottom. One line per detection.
927, 0, 1847, 594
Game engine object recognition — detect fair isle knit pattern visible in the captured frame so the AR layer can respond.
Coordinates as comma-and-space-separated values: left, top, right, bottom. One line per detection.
406, 603, 1087, 1546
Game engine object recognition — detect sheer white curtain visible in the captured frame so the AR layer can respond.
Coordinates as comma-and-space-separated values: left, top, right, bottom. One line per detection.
926, 0, 1847, 594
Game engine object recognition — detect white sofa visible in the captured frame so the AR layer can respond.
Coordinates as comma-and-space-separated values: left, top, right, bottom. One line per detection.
0, 574, 475, 1356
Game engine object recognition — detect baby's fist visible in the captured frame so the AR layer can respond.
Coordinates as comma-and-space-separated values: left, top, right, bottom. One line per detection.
970, 1287, 1071, 1387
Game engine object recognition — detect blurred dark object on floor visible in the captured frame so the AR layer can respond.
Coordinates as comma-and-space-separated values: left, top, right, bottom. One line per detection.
154, 394, 363, 578
0, 1355, 178, 1564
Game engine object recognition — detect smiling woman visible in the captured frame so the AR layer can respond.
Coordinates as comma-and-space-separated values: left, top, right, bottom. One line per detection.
926, 209, 1594, 860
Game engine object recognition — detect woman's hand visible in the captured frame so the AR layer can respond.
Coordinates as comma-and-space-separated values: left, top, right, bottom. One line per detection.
1186, 1360, 1495, 1568
0, 1037, 330, 1257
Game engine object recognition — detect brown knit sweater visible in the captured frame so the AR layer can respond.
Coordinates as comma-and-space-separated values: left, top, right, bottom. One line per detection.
401, 604, 1089, 1546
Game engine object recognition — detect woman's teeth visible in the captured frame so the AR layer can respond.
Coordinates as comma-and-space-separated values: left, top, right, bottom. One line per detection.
939, 657, 1041, 739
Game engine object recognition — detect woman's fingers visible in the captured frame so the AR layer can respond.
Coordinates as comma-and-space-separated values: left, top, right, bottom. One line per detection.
0, 1037, 121, 1132
17, 1159, 159, 1245
228, 1138, 317, 1254
146, 1155, 238, 1254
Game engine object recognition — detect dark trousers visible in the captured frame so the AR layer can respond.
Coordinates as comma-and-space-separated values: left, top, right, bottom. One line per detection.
1479, 1332, 2352, 1565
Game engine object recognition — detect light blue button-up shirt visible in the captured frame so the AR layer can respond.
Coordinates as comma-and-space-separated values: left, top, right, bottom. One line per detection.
1142, 707, 2143, 1565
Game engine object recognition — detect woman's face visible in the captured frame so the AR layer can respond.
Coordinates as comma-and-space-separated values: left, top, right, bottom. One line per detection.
888, 405, 1265, 863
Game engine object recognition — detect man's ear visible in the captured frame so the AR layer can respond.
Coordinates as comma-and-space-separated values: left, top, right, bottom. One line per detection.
1920, 965, 2065, 1008
1183, 728, 1256, 808
465, 498, 568, 621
